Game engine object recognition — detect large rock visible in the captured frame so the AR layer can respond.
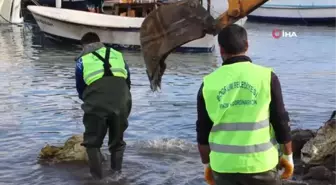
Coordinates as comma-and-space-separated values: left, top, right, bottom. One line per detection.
301, 111, 336, 166
291, 129, 316, 158
282, 111, 336, 185
290, 111, 336, 185
302, 166, 333, 181
39, 134, 88, 162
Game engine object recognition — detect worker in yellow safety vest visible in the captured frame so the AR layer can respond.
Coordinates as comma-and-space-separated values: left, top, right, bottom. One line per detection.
195, 24, 294, 185
75, 32, 132, 179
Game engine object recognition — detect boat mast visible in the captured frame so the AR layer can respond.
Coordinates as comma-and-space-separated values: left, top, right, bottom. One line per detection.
207, 0, 210, 12
200, 0, 211, 12
55, 0, 62, 8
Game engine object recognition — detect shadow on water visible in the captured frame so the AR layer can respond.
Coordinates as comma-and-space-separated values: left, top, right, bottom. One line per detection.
0, 21, 335, 185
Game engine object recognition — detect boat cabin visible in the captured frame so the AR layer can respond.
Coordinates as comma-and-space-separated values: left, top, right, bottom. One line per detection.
23, 0, 163, 17
104, 0, 166, 17
105, 0, 204, 17
23, 0, 180, 18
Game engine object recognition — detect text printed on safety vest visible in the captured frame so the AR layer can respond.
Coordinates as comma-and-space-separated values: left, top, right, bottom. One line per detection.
272, 29, 297, 39
217, 81, 258, 109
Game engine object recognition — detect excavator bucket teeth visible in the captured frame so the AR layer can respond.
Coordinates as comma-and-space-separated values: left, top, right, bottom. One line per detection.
139, 0, 215, 91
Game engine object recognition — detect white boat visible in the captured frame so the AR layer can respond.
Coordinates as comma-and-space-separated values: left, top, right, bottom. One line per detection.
27, 5, 247, 53
0, 0, 24, 24
247, 0, 336, 24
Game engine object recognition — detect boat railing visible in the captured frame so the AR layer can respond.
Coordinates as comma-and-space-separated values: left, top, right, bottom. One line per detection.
106, 0, 179, 17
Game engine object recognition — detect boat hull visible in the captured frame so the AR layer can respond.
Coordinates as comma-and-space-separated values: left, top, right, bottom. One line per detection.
34, 13, 217, 53
28, 5, 247, 53
248, 5, 336, 24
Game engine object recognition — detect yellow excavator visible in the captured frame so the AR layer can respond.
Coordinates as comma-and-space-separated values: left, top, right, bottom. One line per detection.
139, 0, 270, 91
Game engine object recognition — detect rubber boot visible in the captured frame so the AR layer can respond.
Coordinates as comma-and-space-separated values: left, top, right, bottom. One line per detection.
86, 148, 103, 179
110, 146, 125, 173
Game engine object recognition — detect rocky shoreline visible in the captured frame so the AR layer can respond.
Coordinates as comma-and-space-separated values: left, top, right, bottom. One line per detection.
284, 111, 336, 185
38, 111, 336, 185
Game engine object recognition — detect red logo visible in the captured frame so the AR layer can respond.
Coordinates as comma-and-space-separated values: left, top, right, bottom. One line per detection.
272, 29, 282, 39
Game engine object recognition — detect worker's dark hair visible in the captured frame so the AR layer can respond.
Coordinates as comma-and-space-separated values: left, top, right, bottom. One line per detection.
217, 24, 248, 55
81, 32, 100, 45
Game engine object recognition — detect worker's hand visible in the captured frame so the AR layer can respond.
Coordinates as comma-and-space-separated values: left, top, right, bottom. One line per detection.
204, 163, 215, 185
278, 153, 294, 179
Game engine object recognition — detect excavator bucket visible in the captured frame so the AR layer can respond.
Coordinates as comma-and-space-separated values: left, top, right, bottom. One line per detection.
139, 0, 216, 91
140, 0, 269, 91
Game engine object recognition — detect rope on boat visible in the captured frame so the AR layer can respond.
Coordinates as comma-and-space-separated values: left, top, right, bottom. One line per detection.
0, 13, 39, 28
30, 0, 41, 6
296, 9, 308, 25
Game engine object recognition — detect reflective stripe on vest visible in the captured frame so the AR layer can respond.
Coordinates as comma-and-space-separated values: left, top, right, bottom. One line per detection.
82, 47, 127, 85
210, 138, 278, 154
202, 61, 279, 174
211, 118, 269, 132
83, 68, 127, 83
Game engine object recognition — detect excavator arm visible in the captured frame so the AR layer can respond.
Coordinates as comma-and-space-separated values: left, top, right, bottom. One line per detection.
140, 0, 269, 91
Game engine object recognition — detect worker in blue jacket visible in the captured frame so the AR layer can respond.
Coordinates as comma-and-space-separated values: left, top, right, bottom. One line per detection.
75, 32, 132, 179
